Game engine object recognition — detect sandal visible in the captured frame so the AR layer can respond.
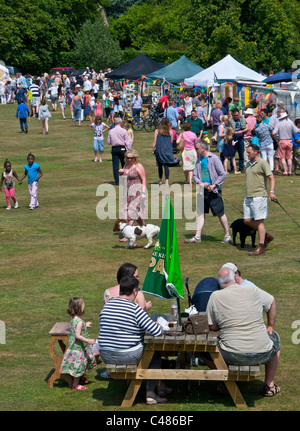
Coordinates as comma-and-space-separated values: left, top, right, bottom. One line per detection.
79, 376, 89, 384
263, 383, 280, 397
146, 394, 168, 405
72, 384, 87, 390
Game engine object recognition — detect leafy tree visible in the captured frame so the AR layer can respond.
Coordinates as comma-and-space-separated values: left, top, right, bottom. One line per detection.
109, 0, 189, 63
109, 0, 300, 72
184, 0, 300, 72
72, 16, 123, 71
0, 0, 105, 74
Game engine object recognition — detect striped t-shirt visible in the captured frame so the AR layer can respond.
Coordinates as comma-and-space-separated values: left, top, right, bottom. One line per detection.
29, 83, 40, 98
98, 298, 163, 351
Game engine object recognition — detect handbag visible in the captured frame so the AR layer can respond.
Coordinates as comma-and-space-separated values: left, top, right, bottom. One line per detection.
176, 138, 185, 152
182, 314, 209, 335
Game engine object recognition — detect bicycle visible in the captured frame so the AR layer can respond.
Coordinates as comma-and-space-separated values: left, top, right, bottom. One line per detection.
124, 109, 147, 131
144, 107, 164, 132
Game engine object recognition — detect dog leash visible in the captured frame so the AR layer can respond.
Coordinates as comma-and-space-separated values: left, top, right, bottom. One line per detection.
272, 198, 300, 229
215, 191, 244, 216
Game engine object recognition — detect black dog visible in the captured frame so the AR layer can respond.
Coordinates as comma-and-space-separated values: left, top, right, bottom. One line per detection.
230, 218, 256, 248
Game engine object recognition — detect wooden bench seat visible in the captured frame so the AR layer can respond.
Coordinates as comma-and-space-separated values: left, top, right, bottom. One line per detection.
106, 364, 260, 380
228, 365, 261, 381
106, 364, 137, 379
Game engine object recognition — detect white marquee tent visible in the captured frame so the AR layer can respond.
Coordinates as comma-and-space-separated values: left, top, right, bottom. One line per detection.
184, 54, 265, 87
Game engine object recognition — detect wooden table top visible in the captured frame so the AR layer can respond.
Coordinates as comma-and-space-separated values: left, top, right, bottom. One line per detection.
144, 330, 218, 349
49, 322, 70, 336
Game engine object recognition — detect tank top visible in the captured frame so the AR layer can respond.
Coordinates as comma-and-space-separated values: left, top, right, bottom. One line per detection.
3, 170, 15, 189
74, 98, 82, 109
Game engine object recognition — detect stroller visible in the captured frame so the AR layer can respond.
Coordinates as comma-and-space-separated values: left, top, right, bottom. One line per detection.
185, 276, 219, 312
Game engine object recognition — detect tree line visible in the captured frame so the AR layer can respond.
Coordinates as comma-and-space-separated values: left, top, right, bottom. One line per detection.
0, 0, 299, 75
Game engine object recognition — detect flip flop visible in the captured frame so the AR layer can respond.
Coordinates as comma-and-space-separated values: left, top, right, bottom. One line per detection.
72, 384, 87, 390
146, 394, 168, 405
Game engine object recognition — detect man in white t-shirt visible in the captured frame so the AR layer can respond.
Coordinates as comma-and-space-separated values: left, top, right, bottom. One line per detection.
83, 77, 92, 92
206, 266, 281, 397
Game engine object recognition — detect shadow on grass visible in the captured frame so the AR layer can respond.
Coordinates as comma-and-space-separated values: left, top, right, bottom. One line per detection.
91, 368, 263, 409
183, 234, 220, 243
232, 243, 257, 252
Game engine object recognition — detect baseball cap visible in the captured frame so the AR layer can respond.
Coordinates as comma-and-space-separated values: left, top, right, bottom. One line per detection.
221, 262, 238, 272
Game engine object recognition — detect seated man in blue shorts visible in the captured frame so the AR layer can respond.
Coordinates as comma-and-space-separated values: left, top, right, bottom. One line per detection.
207, 267, 281, 398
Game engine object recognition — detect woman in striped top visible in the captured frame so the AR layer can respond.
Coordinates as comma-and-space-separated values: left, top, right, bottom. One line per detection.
99, 275, 171, 404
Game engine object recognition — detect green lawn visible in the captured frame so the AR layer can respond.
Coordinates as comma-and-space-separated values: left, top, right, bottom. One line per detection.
0, 101, 299, 411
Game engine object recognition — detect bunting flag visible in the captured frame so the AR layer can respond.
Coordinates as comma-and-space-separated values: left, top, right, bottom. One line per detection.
293, 100, 297, 110
236, 84, 244, 94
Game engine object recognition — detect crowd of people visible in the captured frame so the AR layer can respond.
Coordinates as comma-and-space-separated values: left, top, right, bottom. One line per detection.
1, 69, 293, 405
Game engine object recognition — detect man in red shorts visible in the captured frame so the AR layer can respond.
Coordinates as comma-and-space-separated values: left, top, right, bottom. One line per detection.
272, 112, 300, 175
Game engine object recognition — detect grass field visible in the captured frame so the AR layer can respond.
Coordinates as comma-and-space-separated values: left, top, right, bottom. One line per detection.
0, 101, 299, 412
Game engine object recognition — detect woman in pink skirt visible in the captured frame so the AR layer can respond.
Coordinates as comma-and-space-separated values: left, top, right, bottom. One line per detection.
176, 122, 198, 184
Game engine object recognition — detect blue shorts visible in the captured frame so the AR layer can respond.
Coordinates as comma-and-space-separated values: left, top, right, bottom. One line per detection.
93, 139, 104, 152
218, 331, 281, 366
73, 108, 81, 121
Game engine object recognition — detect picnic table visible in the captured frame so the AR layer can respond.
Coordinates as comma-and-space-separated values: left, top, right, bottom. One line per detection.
107, 330, 260, 408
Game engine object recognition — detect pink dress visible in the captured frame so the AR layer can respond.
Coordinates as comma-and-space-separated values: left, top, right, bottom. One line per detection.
95, 102, 102, 116
121, 165, 145, 221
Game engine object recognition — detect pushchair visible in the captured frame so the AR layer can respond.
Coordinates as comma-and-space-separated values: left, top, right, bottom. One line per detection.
185, 276, 219, 312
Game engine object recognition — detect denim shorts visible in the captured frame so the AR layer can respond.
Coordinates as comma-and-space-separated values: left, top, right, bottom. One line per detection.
218, 331, 280, 366
73, 108, 81, 121
243, 196, 268, 220
93, 139, 104, 152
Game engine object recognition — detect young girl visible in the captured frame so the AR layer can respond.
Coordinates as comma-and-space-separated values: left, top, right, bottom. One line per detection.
38, 98, 52, 135
60, 297, 97, 390
0, 160, 21, 210
123, 122, 134, 146
95, 98, 102, 117
89, 116, 110, 162
58, 89, 67, 120
19, 153, 43, 210
67, 89, 74, 119
223, 127, 240, 174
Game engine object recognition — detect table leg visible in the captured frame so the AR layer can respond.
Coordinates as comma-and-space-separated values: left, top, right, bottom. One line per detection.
121, 349, 154, 407
210, 351, 247, 408
48, 335, 73, 388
